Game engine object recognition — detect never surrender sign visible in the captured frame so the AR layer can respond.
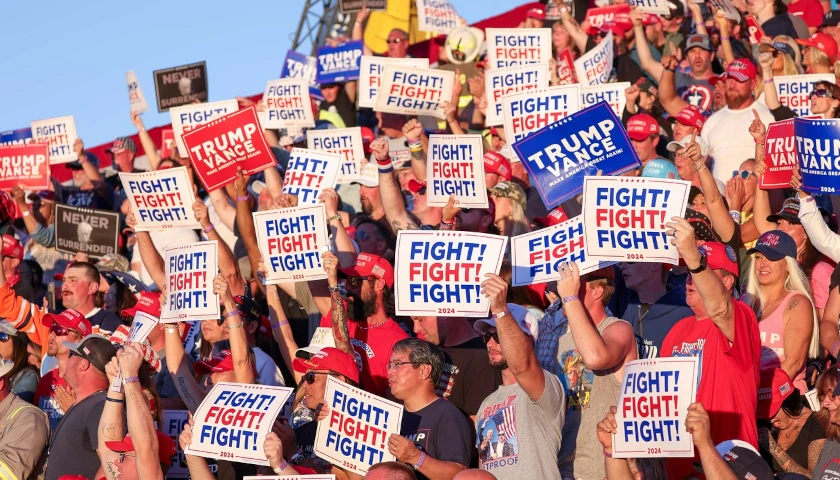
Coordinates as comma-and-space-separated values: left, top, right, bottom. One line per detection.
31, 116, 77, 164
510, 216, 606, 286
315, 377, 403, 476
307, 127, 365, 183
795, 117, 840, 193
153, 61, 208, 112
120, 167, 200, 231
183, 107, 276, 192
0, 143, 49, 191
416, 0, 460, 34
394, 231, 507, 317
775, 74, 835, 117
503, 85, 581, 148
263, 79, 315, 129
613, 358, 699, 458
581, 82, 630, 117
283, 148, 341, 204
582, 176, 691, 264
170, 100, 239, 157
162, 241, 219, 322
761, 118, 800, 189
316, 41, 363, 84
55, 205, 120, 259
575, 33, 614, 86
375, 66, 454, 119
253, 204, 329, 284
485, 64, 549, 127
426, 134, 488, 208
339, 0, 385, 12
358, 57, 429, 109
485, 28, 552, 70
512, 102, 641, 208
186, 382, 293, 466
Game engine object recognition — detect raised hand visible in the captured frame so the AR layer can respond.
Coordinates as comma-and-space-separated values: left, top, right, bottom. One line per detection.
748, 109, 767, 143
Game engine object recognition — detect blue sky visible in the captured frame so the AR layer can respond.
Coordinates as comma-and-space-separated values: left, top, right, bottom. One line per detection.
0, 0, 510, 147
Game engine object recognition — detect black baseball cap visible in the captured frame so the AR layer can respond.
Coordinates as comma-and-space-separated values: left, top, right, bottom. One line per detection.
716, 441, 774, 480
823, 10, 840, 27
63, 335, 118, 373
767, 198, 801, 224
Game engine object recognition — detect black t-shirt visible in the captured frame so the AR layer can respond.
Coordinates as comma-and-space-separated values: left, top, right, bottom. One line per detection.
584, 38, 646, 85
438, 337, 502, 417
761, 14, 800, 39
89, 308, 125, 335
400, 397, 474, 477
319, 88, 357, 127
45, 390, 107, 480
56, 181, 113, 210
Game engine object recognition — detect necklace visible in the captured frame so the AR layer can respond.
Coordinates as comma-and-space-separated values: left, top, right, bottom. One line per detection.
758, 297, 783, 319
779, 414, 807, 445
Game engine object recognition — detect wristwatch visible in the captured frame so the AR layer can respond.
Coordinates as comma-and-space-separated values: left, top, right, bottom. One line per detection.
688, 254, 708, 275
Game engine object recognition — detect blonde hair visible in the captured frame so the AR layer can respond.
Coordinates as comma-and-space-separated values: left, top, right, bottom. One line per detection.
508, 199, 531, 238
744, 255, 820, 358
806, 47, 840, 75
773, 35, 804, 74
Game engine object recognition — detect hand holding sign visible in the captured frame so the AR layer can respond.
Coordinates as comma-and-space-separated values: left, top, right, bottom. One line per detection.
323, 251, 340, 288
388, 433, 422, 465
480, 273, 509, 314
117, 342, 145, 378
105, 357, 120, 385
263, 432, 285, 471
556, 261, 582, 298
596, 406, 619, 454
665, 217, 701, 266
212, 274, 234, 304
179, 416, 195, 452
193, 201, 211, 230
684, 403, 713, 450
791, 163, 804, 192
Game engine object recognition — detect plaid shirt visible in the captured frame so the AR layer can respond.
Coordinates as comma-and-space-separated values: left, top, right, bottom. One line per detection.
535, 299, 567, 379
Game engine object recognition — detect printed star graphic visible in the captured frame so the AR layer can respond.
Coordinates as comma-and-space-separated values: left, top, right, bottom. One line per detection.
128, 283, 138, 293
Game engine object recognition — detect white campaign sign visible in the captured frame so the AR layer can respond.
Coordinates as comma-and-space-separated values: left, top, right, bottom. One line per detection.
283, 148, 342, 204
774, 74, 836, 117
502, 85, 581, 155
253, 204, 329, 284
263, 78, 316, 129
307, 127, 365, 183
119, 167, 201, 232
374, 66, 454, 119
170, 100, 239, 156
358, 57, 429, 108
161, 241, 220, 323
627, 0, 670, 15
575, 32, 614, 86
31, 116, 78, 164
426, 134, 488, 208
485, 64, 550, 126
581, 82, 631, 118
126, 70, 149, 114
485, 28, 552, 70
416, 0, 460, 34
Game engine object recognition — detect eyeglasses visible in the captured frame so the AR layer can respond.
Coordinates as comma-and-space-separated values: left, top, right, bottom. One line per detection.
810, 89, 834, 99
386, 361, 426, 370
480, 331, 500, 344
299, 371, 333, 385
0, 333, 10, 342
387, 38, 406, 44
347, 276, 369, 288
355, 230, 370, 242
49, 324, 79, 337
732, 170, 754, 179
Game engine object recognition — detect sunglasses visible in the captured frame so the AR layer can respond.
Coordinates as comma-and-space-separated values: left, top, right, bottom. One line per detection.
298, 371, 333, 385
732, 170, 754, 179
49, 324, 79, 337
0, 333, 9, 342
387, 38, 406, 44
480, 331, 500, 344
355, 230, 370, 242
810, 89, 834, 99
346, 276, 369, 288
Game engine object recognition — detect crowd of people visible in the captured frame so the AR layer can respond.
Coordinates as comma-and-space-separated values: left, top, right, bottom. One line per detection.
6, 0, 840, 479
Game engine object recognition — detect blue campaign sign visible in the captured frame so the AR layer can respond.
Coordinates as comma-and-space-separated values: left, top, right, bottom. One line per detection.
0, 128, 32, 146
795, 117, 840, 194
512, 101, 641, 209
280, 49, 323, 100
316, 40, 364, 84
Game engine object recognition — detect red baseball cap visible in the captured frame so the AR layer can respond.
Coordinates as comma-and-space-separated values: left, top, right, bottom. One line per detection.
293, 347, 360, 384
534, 206, 569, 227
626, 114, 659, 141
340, 253, 394, 288
121, 292, 162, 318
642, 13, 661, 25
194, 350, 258, 377
360, 126, 375, 155
527, 6, 546, 20
797, 32, 839, 63
673, 106, 705, 130
709, 73, 728, 86
105, 431, 177, 465
697, 242, 740, 278
42, 309, 91, 337
1, 235, 22, 261
726, 59, 757, 82
757, 368, 794, 419
597, 21, 627, 37
484, 151, 512, 181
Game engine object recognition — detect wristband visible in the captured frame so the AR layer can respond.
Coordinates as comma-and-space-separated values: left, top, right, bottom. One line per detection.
375, 155, 391, 165
720, 35, 730, 40
492, 309, 511, 319
440, 217, 456, 226
203, 223, 215, 234
378, 164, 394, 174
562, 295, 580, 304
227, 322, 244, 329
729, 210, 742, 223
224, 309, 242, 318
328, 284, 342, 293
764, 78, 774, 84
123, 376, 140, 384
412, 452, 427, 470
271, 320, 289, 329
236, 195, 250, 202
273, 459, 289, 474
21, 210, 30, 218
755, 142, 765, 146
603, 449, 613, 458
106, 397, 125, 404
407, 138, 422, 148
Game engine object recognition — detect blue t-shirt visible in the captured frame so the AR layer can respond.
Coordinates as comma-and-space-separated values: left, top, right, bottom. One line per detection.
622, 280, 694, 359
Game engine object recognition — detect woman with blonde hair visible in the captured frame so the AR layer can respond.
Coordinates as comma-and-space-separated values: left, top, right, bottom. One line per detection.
798, 32, 840, 75
744, 230, 819, 393
488, 181, 532, 238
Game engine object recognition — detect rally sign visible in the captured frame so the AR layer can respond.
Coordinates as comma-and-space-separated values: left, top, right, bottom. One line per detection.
316, 41, 364, 84
283, 148, 342, 204
416, 0, 460, 34
314, 377, 404, 475
253, 204, 329, 284
55, 204, 120, 259
153, 61, 208, 112
358, 57, 429, 108
426, 134, 488, 208
612, 358, 700, 458
0, 128, 32, 147
394, 231, 508, 317
502, 85, 581, 150
162, 241, 219, 322
794, 117, 840, 194
375, 66, 455, 119
745, 15, 765, 44
582, 176, 691, 264
557, 48, 577, 85
339, 0, 385, 12
163, 411, 192, 478
281, 50, 323, 100
627, 0, 669, 15
263, 79, 316, 129
510, 216, 610, 286
761, 118, 801, 189
126, 70, 149, 114
185, 382, 294, 466
775, 74, 835, 117
31, 116, 77, 164
709, 0, 740, 21
581, 82, 631, 117
120, 167, 201, 231
485, 28, 552, 70
485, 64, 549, 126
575, 32, 614, 86
512, 101, 641, 208
161, 129, 175, 159
0, 143, 50, 191
584, 4, 631, 30
307, 127, 365, 183
183, 107, 276, 192
110, 310, 161, 389
170, 100, 239, 157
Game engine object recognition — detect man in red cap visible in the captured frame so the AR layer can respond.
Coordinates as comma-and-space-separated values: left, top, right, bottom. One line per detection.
702, 59, 775, 185
0, 234, 34, 303
522, 6, 545, 28
626, 113, 665, 166
661, 219, 761, 477
321, 251, 407, 397
483, 152, 512, 189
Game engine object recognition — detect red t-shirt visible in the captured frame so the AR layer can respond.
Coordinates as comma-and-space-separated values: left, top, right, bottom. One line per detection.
788, 0, 824, 28
319, 314, 408, 396
661, 300, 761, 478
35, 369, 68, 429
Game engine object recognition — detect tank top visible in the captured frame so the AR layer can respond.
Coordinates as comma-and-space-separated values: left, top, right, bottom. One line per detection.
758, 291, 807, 392
557, 315, 626, 480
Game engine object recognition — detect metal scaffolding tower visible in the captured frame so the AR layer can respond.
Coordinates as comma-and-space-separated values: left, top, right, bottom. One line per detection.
290, 0, 356, 56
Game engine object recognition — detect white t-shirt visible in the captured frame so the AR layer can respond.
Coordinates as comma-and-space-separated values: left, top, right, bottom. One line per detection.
702, 101, 775, 185
132, 228, 200, 287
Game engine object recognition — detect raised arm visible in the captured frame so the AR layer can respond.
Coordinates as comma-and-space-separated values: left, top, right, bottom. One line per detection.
631, 8, 665, 81
714, 11, 736, 67
98, 357, 127, 480
179, 418, 216, 480
561, 8, 588, 54
161, 304, 206, 413
687, 2, 709, 36
404, 119, 429, 183
215, 275, 256, 385
750, 114, 778, 234
322, 252, 353, 357
320, 188, 356, 267
194, 201, 244, 295
233, 170, 267, 297
74, 138, 103, 183
207, 188, 236, 232
793, 167, 840, 262
596, 407, 636, 480
120, 343, 165, 480
758, 52, 783, 110
370, 138, 420, 233
131, 112, 162, 171
263, 277, 303, 384
658, 65, 690, 117
127, 211, 166, 289
11, 186, 41, 236
351, 7, 374, 57
687, 403, 739, 480
688, 132, 737, 241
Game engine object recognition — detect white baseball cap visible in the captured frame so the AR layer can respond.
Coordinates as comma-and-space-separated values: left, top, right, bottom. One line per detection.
474, 303, 539, 341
